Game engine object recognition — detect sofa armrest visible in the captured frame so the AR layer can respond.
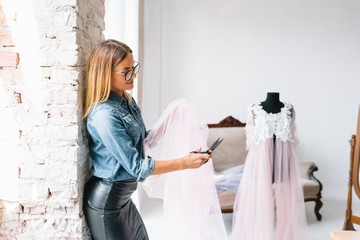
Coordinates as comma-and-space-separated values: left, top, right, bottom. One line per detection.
300, 161, 323, 220
300, 161, 318, 180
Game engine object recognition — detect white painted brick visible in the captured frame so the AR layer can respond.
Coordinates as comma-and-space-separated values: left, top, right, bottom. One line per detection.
26, 145, 51, 161
0, 221, 16, 235
0, 89, 22, 106
49, 182, 79, 199
17, 180, 49, 200
15, 107, 48, 127
40, 32, 78, 51
40, 50, 79, 67
51, 0, 77, 7
36, 146, 79, 162
48, 85, 79, 105
0, 69, 23, 85
0, 108, 21, 143
47, 162, 78, 182
28, 125, 78, 145
50, 68, 80, 85
52, 207, 67, 216
19, 164, 48, 179
29, 205, 47, 214
65, 206, 81, 217
17, 148, 46, 165
0, 212, 20, 222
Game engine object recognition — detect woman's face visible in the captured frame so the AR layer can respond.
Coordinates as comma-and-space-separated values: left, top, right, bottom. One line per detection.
111, 53, 136, 96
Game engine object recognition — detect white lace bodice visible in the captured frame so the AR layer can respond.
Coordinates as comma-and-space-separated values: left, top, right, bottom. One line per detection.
245, 102, 297, 147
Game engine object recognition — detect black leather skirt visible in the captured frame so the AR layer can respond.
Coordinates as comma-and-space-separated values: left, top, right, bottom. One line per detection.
83, 176, 149, 240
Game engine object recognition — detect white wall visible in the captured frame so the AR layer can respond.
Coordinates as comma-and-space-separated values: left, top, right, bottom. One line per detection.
142, 0, 360, 200
104, 0, 140, 100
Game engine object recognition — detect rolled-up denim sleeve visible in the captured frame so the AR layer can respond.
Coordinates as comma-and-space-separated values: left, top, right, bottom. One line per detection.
137, 156, 155, 182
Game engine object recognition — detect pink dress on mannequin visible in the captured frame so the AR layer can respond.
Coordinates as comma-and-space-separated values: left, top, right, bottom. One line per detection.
142, 99, 228, 240
230, 103, 307, 240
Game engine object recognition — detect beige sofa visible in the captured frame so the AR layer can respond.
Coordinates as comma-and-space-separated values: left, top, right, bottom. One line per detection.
207, 116, 323, 220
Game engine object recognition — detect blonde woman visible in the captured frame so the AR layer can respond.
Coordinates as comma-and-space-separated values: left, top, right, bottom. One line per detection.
82, 39, 210, 240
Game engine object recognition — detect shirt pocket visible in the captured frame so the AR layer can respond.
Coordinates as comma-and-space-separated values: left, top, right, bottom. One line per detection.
122, 113, 142, 140
123, 113, 135, 125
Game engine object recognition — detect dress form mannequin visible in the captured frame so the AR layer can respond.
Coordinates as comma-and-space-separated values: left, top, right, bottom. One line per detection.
230, 93, 307, 240
260, 92, 284, 183
260, 92, 284, 114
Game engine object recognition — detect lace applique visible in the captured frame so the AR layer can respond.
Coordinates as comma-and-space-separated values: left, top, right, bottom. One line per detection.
245, 102, 295, 147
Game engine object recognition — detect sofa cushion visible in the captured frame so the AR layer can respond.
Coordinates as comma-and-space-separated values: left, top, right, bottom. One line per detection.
208, 127, 247, 172
302, 179, 321, 199
217, 191, 236, 213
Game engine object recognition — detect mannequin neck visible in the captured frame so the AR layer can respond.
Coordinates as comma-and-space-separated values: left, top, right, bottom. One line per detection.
260, 92, 284, 114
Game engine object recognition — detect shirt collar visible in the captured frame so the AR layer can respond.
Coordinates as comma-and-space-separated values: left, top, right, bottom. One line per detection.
109, 91, 126, 104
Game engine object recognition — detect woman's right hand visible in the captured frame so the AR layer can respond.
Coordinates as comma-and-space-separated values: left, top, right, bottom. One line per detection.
152, 149, 211, 175
182, 149, 211, 169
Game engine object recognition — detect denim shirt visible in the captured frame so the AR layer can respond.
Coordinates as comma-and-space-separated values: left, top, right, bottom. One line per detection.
86, 92, 154, 182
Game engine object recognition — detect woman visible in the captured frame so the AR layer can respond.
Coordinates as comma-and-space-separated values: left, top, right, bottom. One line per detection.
82, 39, 210, 240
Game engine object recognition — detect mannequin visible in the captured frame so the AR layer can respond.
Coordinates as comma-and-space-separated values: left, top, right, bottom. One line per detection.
260, 92, 284, 183
260, 92, 284, 114
230, 92, 307, 240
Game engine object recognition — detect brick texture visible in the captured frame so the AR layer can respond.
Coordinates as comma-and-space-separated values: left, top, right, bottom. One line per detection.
0, 33, 15, 46
0, 51, 19, 66
0, 0, 105, 239
0, 6, 8, 26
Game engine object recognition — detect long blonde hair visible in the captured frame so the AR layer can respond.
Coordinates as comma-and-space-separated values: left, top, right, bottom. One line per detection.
83, 39, 133, 118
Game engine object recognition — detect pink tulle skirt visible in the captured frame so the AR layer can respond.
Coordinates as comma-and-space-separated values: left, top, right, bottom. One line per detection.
230, 138, 307, 240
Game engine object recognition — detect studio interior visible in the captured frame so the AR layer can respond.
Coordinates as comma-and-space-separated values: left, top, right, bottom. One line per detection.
0, 0, 359, 239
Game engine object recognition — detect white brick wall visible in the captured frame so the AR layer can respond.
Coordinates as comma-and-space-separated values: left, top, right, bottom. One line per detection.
0, 0, 105, 239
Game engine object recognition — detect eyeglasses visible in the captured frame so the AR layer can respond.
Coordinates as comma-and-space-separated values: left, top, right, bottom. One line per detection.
113, 62, 140, 81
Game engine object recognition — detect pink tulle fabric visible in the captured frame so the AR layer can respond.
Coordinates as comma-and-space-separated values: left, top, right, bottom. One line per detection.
142, 99, 228, 240
230, 103, 307, 240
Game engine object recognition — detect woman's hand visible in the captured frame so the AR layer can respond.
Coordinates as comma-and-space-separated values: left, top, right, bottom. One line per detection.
152, 148, 211, 175
182, 148, 211, 169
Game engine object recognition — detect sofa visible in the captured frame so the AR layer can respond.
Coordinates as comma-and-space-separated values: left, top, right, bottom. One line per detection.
207, 116, 323, 220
